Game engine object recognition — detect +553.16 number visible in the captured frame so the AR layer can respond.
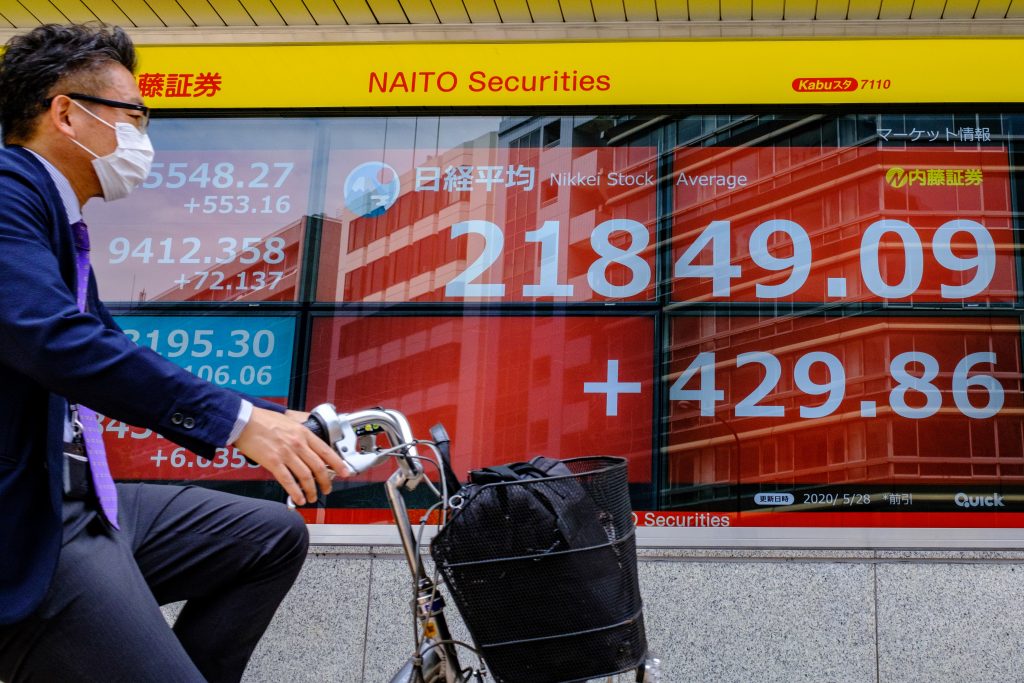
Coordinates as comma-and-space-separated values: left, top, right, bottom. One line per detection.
139, 161, 295, 217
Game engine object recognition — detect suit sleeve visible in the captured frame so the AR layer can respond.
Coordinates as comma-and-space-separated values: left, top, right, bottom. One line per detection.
0, 172, 242, 456
92, 295, 123, 333
246, 395, 288, 412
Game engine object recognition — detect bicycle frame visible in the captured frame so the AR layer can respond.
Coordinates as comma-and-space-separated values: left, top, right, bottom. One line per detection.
309, 406, 467, 683
302, 404, 660, 683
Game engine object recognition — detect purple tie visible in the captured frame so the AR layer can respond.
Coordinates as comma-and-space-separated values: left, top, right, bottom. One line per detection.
72, 220, 119, 528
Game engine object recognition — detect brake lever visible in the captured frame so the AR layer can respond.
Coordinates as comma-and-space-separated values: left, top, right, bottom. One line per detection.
290, 404, 429, 508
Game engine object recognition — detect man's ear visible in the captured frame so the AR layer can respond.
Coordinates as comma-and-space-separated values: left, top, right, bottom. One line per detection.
48, 94, 78, 140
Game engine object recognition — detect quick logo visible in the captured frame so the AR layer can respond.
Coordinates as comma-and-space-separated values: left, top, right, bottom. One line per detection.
954, 492, 1005, 508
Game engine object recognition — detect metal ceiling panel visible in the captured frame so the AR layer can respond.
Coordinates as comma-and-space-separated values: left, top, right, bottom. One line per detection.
176, 0, 228, 25
302, 0, 346, 23
366, 0, 410, 22
655, 0, 688, 19
135, 0, 197, 26
333, 0, 378, 23
975, 0, 1011, 17
623, 0, 657, 19
240, 0, 286, 24
264, 0, 314, 23
462, 0, 501, 22
752, 0, 784, 18
49, 0, 100, 23
816, 0, 848, 19
75, 0, 132, 23
592, 0, 627, 20
688, 0, 719, 19
494, 0, 533, 21
560, 0, 595, 20
432, 0, 470, 22
846, 0, 880, 18
722, 0, 752, 19
0, 0, 1016, 35
396, 0, 439, 23
878, 0, 913, 18
942, 0, 978, 18
783, 0, 816, 19
0, 1, 42, 25
910, 0, 944, 18
525, 0, 563, 21
114, 0, 166, 26
21, 2, 68, 23
208, 0, 257, 23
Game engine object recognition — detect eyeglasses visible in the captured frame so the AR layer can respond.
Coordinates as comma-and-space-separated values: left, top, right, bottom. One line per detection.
44, 92, 151, 132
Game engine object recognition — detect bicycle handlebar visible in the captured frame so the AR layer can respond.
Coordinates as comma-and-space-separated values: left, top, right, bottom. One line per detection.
306, 403, 423, 475
289, 404, 426, 508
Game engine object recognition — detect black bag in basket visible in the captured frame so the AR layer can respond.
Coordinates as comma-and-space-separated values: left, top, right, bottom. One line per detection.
449, 456, 610, 559
430, 456, 646, 683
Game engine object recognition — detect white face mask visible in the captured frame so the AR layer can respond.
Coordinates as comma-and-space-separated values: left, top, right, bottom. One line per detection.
70, 100, 154, 202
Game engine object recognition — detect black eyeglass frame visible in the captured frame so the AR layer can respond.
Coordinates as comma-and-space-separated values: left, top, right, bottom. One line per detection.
44, 92, 151, 131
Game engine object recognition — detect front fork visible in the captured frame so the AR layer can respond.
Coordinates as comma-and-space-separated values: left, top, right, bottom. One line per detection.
386, 470, 464, 683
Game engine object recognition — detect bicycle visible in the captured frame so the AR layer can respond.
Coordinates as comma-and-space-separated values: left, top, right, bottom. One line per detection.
294, 404, 662, 683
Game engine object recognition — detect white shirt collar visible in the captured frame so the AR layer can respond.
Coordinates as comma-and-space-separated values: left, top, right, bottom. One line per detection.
24, 148, 82, 224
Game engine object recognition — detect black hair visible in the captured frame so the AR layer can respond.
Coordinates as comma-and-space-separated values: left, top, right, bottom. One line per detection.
0, 24, 136, 144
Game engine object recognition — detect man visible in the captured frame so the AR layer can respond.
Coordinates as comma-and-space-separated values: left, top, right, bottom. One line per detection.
0, 24, 349, 682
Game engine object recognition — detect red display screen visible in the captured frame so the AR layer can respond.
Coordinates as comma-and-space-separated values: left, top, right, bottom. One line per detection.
95, 114, 1024, 537
102, 410, 279, 483
317, 147, 658, 302
101, 315, 296, 481
667, 314, 1024, 526
306, 315, 653, 475
672, 146, 1015, 304
86, 149, 311, 303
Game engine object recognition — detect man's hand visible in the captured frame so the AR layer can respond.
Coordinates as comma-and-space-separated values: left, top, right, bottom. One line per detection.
234, 407, 350, 505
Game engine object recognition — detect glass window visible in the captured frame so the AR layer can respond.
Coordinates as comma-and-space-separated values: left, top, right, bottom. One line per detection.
93, 111, 1024, 537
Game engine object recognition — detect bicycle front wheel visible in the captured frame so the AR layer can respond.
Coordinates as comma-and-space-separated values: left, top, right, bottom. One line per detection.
387, 643, 456, 683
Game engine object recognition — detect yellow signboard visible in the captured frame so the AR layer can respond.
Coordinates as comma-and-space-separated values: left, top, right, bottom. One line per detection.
135, 38, 1024, 108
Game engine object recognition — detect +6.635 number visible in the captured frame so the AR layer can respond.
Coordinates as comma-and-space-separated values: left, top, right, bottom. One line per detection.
150, 446, 260, 470
93, 416, 259, 470
673, 350, 1005, 419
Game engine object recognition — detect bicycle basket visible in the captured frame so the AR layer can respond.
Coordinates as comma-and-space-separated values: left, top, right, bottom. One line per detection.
429, 456, 646, 683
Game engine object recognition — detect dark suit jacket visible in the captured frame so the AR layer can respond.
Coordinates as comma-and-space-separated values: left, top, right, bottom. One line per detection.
0, 145, 285, 625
